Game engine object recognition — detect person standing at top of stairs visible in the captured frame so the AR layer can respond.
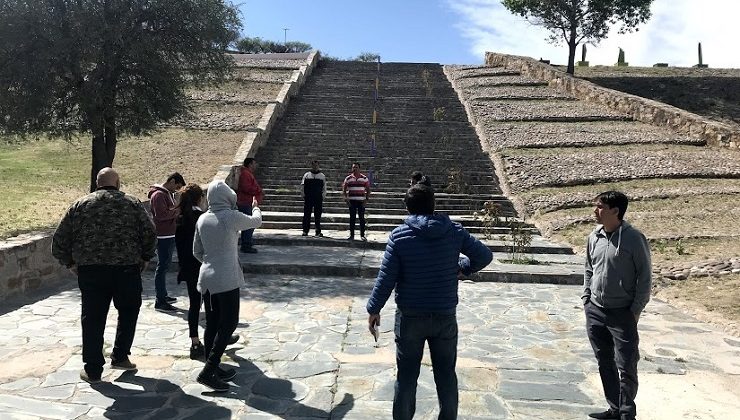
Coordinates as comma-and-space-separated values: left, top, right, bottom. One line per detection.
301, 160, 326, 237
236, 157, 263, 253
342, 162, 371, 241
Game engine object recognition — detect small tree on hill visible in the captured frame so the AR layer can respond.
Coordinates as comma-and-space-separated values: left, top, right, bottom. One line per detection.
355, 52, 381, 62
0, 0, 241, 191
236, 37, 312, 53
501, 0, 654, 74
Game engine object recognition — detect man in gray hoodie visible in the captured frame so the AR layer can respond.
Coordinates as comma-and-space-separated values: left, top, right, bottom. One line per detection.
583, 191, 651, 420
193, 181, 262, 392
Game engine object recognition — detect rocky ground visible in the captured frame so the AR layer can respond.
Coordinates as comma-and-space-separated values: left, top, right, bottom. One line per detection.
576, 66, 740, 127
446, 63, 740, 324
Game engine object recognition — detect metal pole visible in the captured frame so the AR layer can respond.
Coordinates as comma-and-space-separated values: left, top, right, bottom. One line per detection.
282, 28, 289, 45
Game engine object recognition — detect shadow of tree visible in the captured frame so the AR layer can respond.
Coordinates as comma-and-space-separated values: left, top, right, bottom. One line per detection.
208, 349, 354, 419
91, 371, 232, 419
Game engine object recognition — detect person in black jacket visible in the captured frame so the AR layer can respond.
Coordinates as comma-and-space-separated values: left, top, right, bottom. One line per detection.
301, 160, 327, 237
175, 183, 207, 359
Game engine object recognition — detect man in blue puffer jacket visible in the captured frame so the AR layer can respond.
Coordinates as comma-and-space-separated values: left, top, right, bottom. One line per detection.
366, 183, 493, 420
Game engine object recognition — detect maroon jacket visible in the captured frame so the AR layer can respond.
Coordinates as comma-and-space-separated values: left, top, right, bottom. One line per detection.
236, 167, 264, 207
148, 185, 179, 237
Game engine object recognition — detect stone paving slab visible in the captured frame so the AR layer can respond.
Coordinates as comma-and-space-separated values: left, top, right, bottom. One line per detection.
238, 244, 584, 284
0, 270, 739, 419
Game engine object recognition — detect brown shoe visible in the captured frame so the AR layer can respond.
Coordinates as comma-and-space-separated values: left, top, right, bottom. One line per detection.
111, 358, 137, 370
80, 369, 101, 384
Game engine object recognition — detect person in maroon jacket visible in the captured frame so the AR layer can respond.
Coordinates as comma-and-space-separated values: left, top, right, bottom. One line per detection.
148, 172, 185, 312
236, 158, 263, 253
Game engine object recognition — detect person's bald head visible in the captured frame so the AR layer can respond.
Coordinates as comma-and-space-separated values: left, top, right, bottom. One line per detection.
96, 167, 120, 189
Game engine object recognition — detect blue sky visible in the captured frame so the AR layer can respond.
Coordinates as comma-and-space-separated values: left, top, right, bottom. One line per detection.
238, 0, 738, 67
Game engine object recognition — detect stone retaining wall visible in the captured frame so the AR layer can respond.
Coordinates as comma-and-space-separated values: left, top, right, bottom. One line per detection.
0, 232, 69, 301
0, 51, 320, 303
214, 50, 321, 188
485, 52, 740, 150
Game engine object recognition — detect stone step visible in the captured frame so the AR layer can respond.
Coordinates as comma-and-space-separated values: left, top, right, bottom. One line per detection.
252, 229, 576, 255
239, 244, 582, 284
259, 211, 526, 228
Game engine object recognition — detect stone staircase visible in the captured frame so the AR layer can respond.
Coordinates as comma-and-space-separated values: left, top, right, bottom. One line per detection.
248, 60, 581, 283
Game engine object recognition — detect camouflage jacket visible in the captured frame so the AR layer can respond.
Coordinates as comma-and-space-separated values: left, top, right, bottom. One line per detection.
52, 187, 157, 267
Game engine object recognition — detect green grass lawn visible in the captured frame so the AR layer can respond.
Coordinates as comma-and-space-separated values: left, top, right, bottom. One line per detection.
0, 129, 244, 239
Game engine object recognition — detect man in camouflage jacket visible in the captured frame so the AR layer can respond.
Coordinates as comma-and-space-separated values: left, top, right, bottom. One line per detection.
52, 167, 156, 383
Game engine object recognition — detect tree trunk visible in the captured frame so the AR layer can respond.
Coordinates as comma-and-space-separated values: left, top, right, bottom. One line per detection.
566, 41, 577, 75
88, 116, 117, 192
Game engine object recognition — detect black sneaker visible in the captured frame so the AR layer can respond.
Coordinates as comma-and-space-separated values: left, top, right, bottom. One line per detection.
346, 236, 354, 241
360, 236, 367, 242
164, 296, 177, 304
227, 334, 239, 345
197, 365, 229, 392
217, 365, 237, 381
302, 232, 308, 236
315, 232, 323, 237
155, 301, 178, 312
80, 369, 101, 384
110, 358, 137, 370
190, 342, 205, 360
588, 409, 620, 419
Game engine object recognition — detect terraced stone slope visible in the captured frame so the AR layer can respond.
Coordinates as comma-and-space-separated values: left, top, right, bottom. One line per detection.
446, 63, 740, 281
253, 60, 561, 242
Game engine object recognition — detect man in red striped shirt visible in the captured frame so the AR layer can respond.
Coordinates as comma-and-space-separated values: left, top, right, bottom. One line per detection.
342, 162, 371, 241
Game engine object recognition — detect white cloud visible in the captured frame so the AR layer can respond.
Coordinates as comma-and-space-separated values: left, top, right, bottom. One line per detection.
447, 0, 739, 68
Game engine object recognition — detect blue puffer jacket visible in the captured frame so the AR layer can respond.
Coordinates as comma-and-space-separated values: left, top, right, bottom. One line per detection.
366, 214, 493, 314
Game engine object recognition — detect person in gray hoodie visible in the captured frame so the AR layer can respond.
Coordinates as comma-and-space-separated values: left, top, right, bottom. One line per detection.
193, 181, 262, 392
583, 191, 651, 420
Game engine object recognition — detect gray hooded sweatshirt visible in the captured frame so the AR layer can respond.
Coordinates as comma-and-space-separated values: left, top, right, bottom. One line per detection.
194, 181, 262, 295
583, 221, 651, 314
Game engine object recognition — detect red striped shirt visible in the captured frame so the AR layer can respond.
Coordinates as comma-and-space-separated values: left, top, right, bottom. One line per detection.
343, 173, 370, 201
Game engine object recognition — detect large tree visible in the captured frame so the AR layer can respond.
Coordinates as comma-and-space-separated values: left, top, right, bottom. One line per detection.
501, 0, 653, 74
0, 0, 241, 191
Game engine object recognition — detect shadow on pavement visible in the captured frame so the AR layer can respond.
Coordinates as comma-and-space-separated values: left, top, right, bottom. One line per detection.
91, 371, 232, 419
207, 349, 354, 419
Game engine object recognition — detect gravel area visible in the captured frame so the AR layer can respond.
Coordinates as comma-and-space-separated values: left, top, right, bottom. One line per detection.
170, 102, 265, 130
464, 85, 574, 100
575, 66, 740, 78
522, 181, 740, 214
503, 145, 740, 191
481, 121, 702, 150
455, 75, 546, 88
470, 100, 629, 122
187, 81, 283, 103
446, 66, 520, 78
659, 258, 740, 280
232, 67, 295, 82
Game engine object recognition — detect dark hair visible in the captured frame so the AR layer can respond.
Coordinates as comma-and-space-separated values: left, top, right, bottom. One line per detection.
595, 191, 629, 220
243, 157, 255, 167
404, 184, 435, 215
176, 183, 204, 226
352, 162, 360, 167
410, 171, 431, 187
167, 172, 185, 186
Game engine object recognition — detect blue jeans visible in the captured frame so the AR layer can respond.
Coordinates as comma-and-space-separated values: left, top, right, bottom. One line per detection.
238, 204, 254, 249
154, 237, 175, 301
393, 308, 458, 420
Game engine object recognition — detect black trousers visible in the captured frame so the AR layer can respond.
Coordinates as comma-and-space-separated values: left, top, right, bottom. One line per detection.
185, 277, 202, 339
203, 288, 240, 367
585, 302, 640, 420
302, 198, 323, 234
348, 200, 366, 237
78, 264, 142, 377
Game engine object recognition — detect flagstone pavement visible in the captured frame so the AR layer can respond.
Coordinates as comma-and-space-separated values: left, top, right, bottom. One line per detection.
0, 270, 738, 419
